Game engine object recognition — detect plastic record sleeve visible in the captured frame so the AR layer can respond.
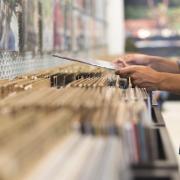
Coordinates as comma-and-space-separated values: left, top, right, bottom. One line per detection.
53, 54, 117, 70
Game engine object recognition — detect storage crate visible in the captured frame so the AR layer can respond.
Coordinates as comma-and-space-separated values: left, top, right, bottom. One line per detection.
132, 169, 180, 180
152, 106, 166, 127
131, 128, 178, 170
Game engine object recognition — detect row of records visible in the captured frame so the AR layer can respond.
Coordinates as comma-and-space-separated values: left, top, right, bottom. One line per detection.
0, 0, 107, 54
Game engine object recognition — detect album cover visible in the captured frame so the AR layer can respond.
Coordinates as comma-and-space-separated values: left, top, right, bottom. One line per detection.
53, 0, 64, 51
90, 0, 96, 16
84, 16, 92, 49
96, 22, 104, 47
72, 10, 86, 52
95, 0, 104, 20
42, 0, 53, 52
53, 53, 116, 70
64, 0, 72, 51
84, 0, 92, 14
22, 0, 39, 54
73, 0, 85, 10
91, 19, 97, 48
0, 0, 19, 51
93, 19, 98, 48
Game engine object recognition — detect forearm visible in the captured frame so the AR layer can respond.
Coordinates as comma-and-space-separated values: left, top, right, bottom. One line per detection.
149, 56, 180, 74
158, 73, 180, 94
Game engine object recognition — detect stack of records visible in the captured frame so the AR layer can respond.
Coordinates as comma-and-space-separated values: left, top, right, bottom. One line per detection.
0, 64, 161, 180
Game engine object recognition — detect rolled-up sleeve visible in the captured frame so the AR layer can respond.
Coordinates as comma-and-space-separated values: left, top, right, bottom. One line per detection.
177, 60, 180, 71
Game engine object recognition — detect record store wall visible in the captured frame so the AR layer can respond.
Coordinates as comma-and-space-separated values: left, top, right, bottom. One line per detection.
0, 0, 120, 79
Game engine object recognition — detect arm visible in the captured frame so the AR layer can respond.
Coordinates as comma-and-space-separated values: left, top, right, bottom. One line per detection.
116, 65, 180, 94
158, 72, 180, 94
149, 56, 180, 74
115, 54, 180, 74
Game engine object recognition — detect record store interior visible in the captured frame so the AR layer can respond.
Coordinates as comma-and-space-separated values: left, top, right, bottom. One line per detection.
0, 0, 180, 180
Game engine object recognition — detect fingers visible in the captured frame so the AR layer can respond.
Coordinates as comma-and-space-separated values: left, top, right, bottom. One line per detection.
116, 66, 138, 75
115, 71, 129, 78
133, 79, 143, 86
123, 54, 136, 65
114, 62, 126, 69
114, 54, 149, 66
113, 56, 124, 64
115, 66, 139, 79
113, 57, 128, 69
115, 64, 158, 91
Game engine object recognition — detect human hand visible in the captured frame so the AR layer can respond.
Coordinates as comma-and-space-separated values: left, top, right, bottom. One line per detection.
116, 65, 163, 91
114, 54, 153, 68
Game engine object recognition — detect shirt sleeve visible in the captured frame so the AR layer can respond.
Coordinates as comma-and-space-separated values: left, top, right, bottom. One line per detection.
177, 60, 180, 70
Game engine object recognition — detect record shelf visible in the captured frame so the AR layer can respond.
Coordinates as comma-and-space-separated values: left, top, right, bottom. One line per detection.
0, 0, 179, 179
0, 63, 179, 180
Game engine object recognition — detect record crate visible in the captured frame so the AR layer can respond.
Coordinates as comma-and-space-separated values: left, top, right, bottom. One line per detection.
149, 93, 166, 127
50, 71, 103, 88
132, 169, 180, 180
131, 127, 178, 170
152, 106, 166, 127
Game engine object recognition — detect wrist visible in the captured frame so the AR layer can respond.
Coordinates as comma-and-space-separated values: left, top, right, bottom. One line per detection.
148, 56, 172, 72
148, 56, 163, 66
157, 72, 171, 91
176, 60, 180, 72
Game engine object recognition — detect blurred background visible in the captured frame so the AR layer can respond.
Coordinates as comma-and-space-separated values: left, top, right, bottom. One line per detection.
125, 0, 180, 56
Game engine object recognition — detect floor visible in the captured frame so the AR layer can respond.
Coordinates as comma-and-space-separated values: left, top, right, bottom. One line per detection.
162, 101, 180, 167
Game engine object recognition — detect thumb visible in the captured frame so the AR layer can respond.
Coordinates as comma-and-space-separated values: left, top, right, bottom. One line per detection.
114, 60, 128, 69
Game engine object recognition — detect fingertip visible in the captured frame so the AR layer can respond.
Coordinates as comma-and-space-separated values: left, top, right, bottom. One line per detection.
113, 59, 122, 64
121, 61, 128, 67
115, 70, 121, 75
112, 59, 119, 63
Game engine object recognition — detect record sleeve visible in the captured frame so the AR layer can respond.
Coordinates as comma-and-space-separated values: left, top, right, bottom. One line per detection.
95, 0, 104, 20
0, 0, 19, 51
84, 0, 92, 15
96, 22, 105, 47
22, 0, 39, 54
42, 0, 53, 52
74, 0, 85, 10
64, 0, 72, 51
53, 0, 64, 51
53, 53, 116, 70
72, 10, 85, 52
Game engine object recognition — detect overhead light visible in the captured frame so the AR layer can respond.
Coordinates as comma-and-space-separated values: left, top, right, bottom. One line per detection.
161, 29, 172, 37
137, 29, 151, 39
